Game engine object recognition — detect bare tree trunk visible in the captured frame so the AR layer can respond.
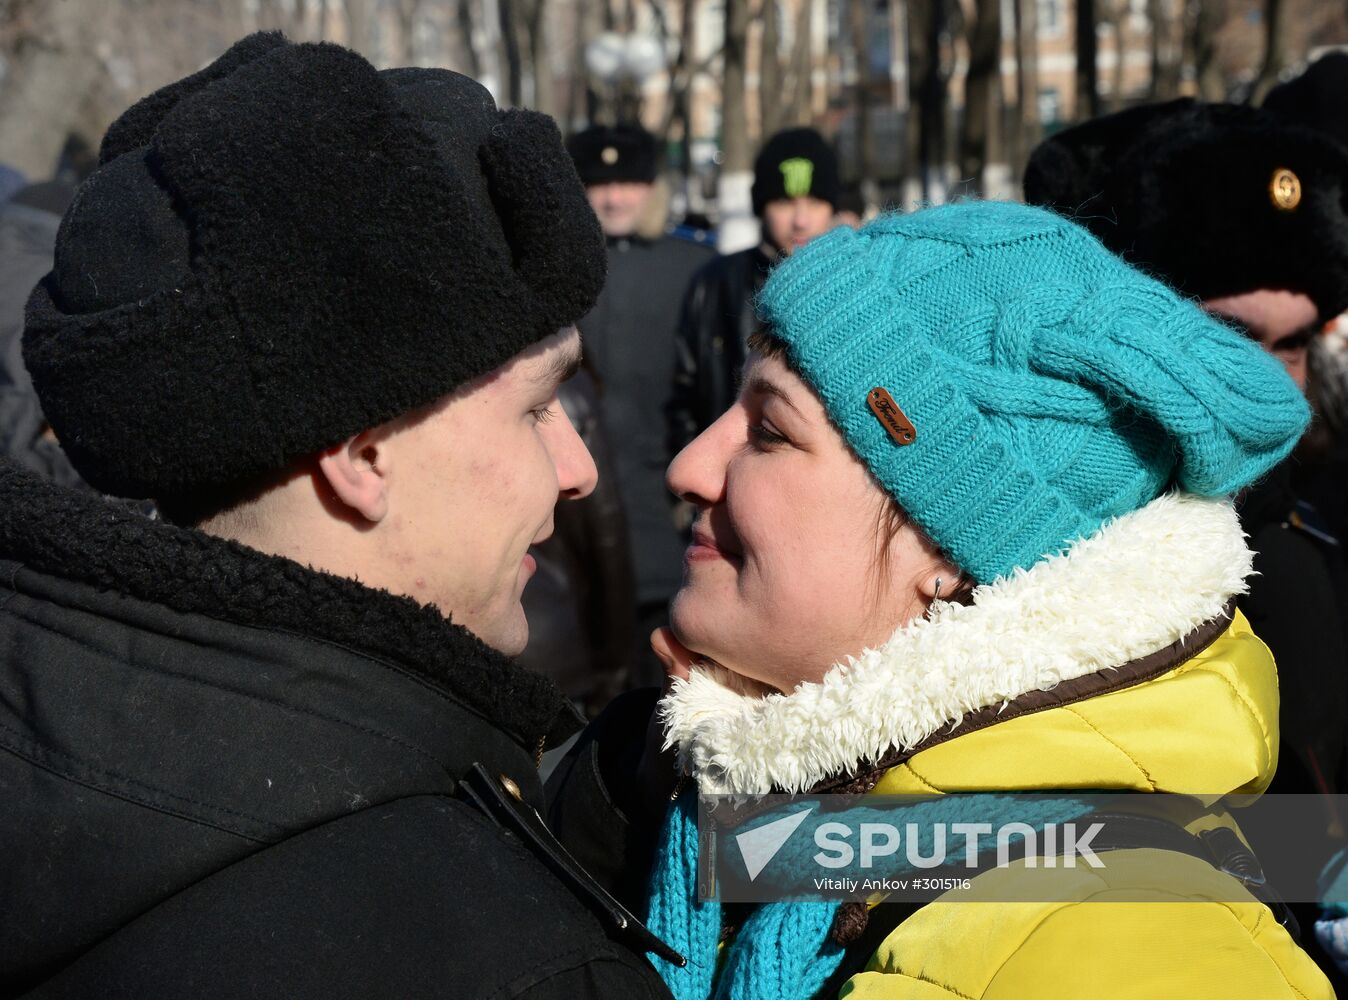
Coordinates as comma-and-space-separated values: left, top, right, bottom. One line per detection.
658, 0, 700, 180
848, 0, 878, 203
567, 0, 592, 128
1187, 0, 1224, 101
1075, 0, 1099, 120
959, 0, 1000, 193
1104, 0, 1126, 110
718, 0, 757, 250
760, 0, 784, 137
524, 0, 553, 114
1148, 0, 1183, 98
1012, 0, 1041, 176
1148, 0, 1163, 96
907, 0, 947, 199
1250, 0, 1287, 102
498, 0, 525, 106
0, 0, 117, 178
722, 0, 751, 173
394, 0, 420, 62
344, 0, 375, 59
456, 0, 483, 77
787, 0, 814, 126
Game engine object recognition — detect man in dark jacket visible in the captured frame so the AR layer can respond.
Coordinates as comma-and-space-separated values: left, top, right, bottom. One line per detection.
567, 124, 713, 687
519, 368, 637, 716
668, 127, 840, 456
0, 180, 83, 488
0, 33, 676, 999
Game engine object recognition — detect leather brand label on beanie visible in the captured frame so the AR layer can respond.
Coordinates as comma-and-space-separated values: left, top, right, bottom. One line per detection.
867, 387, 917, 445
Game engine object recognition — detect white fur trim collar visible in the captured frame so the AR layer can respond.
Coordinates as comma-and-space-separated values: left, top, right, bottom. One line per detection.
660, 493, 1252, 796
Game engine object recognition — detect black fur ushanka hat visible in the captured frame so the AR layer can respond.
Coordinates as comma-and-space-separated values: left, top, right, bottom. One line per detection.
1263, 52, 1348, 150
1024, 98, 1348, 321
567, 123, 659, 185
23, 33, 605, 499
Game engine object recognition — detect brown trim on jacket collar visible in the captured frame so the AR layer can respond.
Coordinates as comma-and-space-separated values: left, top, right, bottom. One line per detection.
812, 600, 1237, 794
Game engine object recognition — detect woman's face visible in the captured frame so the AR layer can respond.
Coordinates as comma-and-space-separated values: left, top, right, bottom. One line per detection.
666, 352, 958, 692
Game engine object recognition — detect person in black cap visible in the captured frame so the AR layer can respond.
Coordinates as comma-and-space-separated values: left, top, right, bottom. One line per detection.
1027, 97, 1348, 992
0, 180, 82, 489
668, 127, 841, 457
566, 123, 713, 688
1263, 53, 1348, 530
0, 33, 677, 999
1264, 52, 1348, 149
1025, 98, 1348, 796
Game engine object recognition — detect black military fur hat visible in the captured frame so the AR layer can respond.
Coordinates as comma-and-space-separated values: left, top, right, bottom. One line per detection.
1264, 52, 1348, 150
567, 123, 659, 185
1024, 98, 1348, 320
24, 33, 605, 499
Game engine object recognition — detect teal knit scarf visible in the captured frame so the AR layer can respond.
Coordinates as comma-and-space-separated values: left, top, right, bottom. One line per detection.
644, 789, 1090, 1000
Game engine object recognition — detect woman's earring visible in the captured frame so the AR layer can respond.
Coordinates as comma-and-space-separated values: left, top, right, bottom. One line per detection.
926, 577, 943, 621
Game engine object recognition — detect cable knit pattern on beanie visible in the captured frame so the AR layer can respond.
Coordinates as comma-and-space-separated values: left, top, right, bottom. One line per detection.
756, 201, 1311, 584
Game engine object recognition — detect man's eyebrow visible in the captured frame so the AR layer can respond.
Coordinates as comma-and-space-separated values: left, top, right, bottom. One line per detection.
745, 374, 804, 417
1280, 321, 1323, 347
536, 343, 583, 390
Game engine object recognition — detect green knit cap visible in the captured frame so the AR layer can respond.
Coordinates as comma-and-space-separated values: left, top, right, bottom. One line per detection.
757, 201, 1310, 583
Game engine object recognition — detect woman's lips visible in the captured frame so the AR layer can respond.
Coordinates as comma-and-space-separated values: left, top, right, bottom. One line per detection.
686, 529, 742, 564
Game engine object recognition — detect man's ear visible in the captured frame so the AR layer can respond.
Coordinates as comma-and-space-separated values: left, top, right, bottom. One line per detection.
316, 432, 388, 523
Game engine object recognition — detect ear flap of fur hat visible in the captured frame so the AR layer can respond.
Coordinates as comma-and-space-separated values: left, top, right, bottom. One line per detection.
482, 109, 607, 326
1025, 99, 1348, 320
25, 37, 605, 499
1263, 51, 1348, 150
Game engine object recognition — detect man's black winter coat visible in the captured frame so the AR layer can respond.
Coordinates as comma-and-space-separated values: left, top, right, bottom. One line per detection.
0, 461, 674, 999
577, 234, 713, 608
668, 246, 773, 457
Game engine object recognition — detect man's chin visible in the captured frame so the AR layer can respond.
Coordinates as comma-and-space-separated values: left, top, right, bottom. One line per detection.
484, 606, 530, 659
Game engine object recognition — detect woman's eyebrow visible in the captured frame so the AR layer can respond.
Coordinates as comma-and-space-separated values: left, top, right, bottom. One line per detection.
745, 374, 805, 418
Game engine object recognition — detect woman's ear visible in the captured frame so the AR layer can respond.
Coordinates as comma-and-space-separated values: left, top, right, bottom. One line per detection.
316, 432, 389, 523
916, 555, 968, 603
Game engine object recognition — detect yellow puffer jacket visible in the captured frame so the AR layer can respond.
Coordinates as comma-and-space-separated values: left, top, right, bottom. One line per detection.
660, 495, 1335, 999
844, 609, 1332, 999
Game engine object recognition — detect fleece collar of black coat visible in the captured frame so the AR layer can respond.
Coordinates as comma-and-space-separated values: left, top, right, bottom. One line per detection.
0, 459, 581, 752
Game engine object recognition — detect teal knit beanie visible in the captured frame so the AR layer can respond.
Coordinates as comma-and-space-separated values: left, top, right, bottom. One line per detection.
757, 201, 1311, 583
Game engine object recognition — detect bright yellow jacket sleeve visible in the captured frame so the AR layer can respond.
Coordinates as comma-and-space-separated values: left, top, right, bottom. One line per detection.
843, 899, 1330, 1000
840, 851, 1333, 1000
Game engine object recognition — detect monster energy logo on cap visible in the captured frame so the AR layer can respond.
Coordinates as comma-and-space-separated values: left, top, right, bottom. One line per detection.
780, 157, 816, 198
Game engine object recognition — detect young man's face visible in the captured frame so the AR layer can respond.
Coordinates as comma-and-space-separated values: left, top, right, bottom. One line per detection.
1202, 289, 1320, 390
762, 196, 835, 255
375, 328, 596, 654
586, 181, 654, 238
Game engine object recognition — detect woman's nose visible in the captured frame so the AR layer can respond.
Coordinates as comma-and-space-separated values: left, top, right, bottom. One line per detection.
667, 409, 734, 505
